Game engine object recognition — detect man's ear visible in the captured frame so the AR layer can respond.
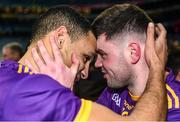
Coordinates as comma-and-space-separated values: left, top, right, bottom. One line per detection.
128, 42, 141, 64
55, 26, 68, 49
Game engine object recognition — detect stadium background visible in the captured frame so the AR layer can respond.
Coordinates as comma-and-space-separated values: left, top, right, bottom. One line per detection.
0, 0, 179, 60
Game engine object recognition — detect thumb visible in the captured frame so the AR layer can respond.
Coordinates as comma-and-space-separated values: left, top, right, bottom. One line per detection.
70, 53, 80, 77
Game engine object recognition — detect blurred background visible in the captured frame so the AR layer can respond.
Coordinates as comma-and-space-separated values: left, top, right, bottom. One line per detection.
0, 0, 180, 56
0, 0, 179, 100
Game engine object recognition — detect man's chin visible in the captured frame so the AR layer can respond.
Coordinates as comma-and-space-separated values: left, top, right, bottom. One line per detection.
107, 85, 125, 89
107, 81, 127, 89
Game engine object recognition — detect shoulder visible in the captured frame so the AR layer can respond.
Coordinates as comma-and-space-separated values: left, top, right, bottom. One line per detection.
3, 74, 82, 121
15, 74, 65, 92
166, 68, 179, 83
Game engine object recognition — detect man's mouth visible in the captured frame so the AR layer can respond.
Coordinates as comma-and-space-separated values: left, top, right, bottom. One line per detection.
103, 73, 109, 79
101, 69, 108, 79
101, 68, 106, 73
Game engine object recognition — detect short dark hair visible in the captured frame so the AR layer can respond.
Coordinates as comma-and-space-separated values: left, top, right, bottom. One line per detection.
3, 42, 24, 57
92, 4, 153, 39
31, 5, 91, 42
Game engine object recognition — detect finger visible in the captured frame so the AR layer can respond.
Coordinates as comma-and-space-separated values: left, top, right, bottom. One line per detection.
31, 48, 45, 70
50, 35, 63, 64
155, 26, 161, 36
156, 23, 167, 42
24, 59, 38, 73
37, 40, 52, 64
156, 23, 168, 50
24, 59, 33, 70
146, 22, 155, 49
25, 60, 39, 74
70, 53, 80, 77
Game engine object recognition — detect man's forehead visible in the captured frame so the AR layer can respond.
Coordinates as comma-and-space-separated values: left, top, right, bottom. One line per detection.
86, 32, 97, 52
96, 36, 119, 54
85, 43, 96, 56
96, 34, 109, 49
77, 39, 96, 58
97, 33, 107, 42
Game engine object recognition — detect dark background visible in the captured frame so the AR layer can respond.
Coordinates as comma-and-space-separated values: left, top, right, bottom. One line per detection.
0, 0, 180, 57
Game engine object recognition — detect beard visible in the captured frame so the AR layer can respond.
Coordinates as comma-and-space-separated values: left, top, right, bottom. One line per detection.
106, 64, 133, 89
107, 76, 130, 89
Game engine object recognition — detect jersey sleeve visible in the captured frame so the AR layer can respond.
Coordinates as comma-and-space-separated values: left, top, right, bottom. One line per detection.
165, 69, 180, 121
166, 81, 180, 121
2, 74, 92, 121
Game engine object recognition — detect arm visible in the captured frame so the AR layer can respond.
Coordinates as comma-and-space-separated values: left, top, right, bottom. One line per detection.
27, 23, 168, 121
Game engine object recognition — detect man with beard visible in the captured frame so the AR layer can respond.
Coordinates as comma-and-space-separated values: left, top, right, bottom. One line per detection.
92, 4, 179, 121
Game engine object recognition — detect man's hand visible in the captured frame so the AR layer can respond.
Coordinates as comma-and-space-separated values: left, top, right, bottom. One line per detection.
25, 35, 79, 89
145, 22, 168, 70
136, 22, 168, 120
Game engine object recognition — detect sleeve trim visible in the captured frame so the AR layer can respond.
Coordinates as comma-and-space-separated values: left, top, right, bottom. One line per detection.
74, 99, 92, 122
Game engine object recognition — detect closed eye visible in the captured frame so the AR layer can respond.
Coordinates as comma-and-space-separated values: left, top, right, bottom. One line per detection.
83, 55, 91, 63
97, 50, 107, 59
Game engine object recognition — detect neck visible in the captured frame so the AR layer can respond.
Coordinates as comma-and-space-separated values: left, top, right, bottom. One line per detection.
19, 44, 39, 72
19, 36, 53, 72
128, 64, 149, 97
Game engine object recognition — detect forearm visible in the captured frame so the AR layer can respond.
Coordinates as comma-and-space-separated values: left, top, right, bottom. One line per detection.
130, 67, 167, 120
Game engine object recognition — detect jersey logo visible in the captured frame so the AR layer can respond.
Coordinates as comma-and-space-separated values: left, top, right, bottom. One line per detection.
112, 93, 121, 107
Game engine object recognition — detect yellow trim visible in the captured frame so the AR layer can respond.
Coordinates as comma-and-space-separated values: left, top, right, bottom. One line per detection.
24, 66, 29, 73
128, 91, 140, 101
121, 111, 129, 116
166, 84, 179, 108
74, 99, 92, 122
17, 64, 23, 73
29, 71, 33, 75
167, 94, 173, 109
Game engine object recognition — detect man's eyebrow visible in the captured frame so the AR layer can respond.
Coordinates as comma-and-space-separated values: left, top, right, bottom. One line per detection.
83, 52, 96, 58
96, 49, 106, 54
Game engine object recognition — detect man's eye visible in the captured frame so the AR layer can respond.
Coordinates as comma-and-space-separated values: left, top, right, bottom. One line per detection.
100, 53, 106, 59
83, 55, 91, 63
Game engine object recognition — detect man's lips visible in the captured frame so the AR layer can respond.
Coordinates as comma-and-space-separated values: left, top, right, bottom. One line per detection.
101, 68, 107, 78
101, 68, 107, 74
101, 70, 108, 79
103, 73, 108, 79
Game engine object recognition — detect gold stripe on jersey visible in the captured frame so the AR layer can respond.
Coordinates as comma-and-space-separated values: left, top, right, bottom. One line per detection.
74, 99, 92, 122
24, 66, 29, 73
17, 64, 23, 73
166, 84, 179, 108
128, 91, 140, 101
167, 94, 173, 109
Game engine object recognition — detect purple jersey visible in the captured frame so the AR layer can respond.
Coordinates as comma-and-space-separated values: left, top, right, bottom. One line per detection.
0, 60, 92, 121
97, 69, 180, 121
